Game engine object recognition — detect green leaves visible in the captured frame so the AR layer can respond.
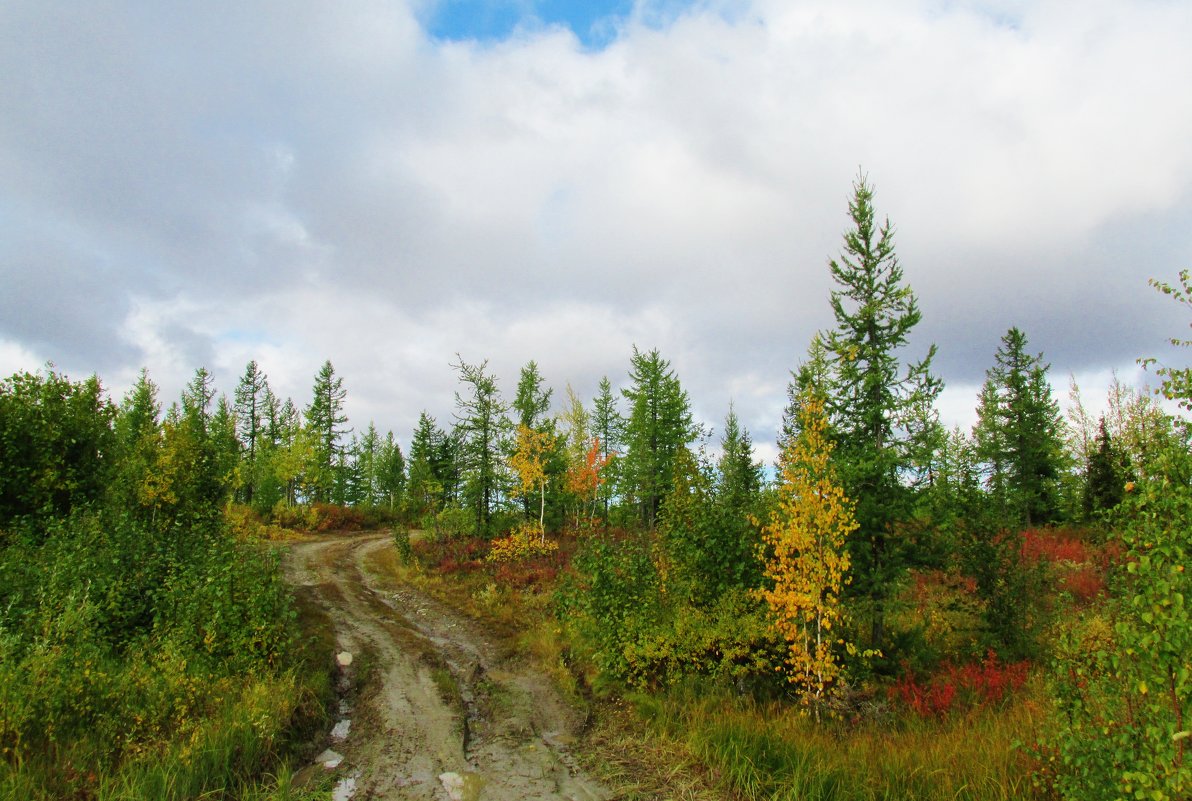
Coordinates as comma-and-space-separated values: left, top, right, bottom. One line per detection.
1047, 444, 1192, 799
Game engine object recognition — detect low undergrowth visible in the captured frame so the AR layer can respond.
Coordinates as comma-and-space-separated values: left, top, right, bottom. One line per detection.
632, 683, 1049, 801
397, 525, 1054, 801
0, 512, 335, 801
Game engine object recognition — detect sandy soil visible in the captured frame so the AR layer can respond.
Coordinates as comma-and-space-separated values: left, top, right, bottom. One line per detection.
284, 532, 610, 801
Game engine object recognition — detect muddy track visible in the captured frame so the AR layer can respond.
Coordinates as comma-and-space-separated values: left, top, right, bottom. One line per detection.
284, 532, 609, 801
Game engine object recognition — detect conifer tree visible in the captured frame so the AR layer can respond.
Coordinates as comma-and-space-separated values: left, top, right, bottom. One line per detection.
591, 376, 623, 521
974, 327, 1065, 527
780, 332, 831, 451
377, 431, 406, 512
513, 360, 553, 431
718, 403, 762, 516
181, 367, 217, 433
621, 347, 695, 528
1084, 417, 1127, 516
210, 395, 241, 499
512, 360, 556, 518
233, 360, 269, 504
111, 369, 162, 517
823, 174, 937, 649
452, 356, 510, 536
406, 411, 443, 519
304, 360, 350, 503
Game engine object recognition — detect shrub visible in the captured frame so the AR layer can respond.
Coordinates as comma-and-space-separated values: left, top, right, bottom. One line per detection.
890, 650, 1030, 719
487, 522, 559, 563
309, 502, 367, 532
1020, 528, 1091, 565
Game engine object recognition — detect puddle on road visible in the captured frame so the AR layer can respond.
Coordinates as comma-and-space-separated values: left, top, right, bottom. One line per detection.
439, 770, 485, 801
316, 748, 344, 769
332, 774, 357, 801
330, 718, 351, 740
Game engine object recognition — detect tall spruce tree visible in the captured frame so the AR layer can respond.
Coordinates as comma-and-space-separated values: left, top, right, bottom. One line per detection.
823, 173, 938, 650
452, 357, 510, 536
406, 411, 443, 519
304, 360, 350, 504
1084, 416, 1127, 516
591, 376, 623, 521
621, 347, 695, 528
973, 327, 1065, 527
377, 431, 406, 512
233, 360, 269, 504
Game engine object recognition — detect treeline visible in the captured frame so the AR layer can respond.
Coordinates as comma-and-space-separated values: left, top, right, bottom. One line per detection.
1, 175, 1187, 799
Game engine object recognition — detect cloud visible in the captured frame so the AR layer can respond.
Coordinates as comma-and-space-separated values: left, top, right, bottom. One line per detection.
1, 0, 1190, 458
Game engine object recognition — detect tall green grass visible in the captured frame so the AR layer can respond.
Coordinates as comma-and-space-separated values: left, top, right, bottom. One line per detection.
632, 683, 1047, 801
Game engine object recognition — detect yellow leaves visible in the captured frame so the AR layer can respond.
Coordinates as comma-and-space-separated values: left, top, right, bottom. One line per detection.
487, 522, 560, 562
509, 424, 552, 500
758, 392, 857, 712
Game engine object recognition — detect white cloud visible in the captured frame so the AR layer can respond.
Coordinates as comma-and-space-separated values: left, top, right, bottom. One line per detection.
2, 0, 1191, 458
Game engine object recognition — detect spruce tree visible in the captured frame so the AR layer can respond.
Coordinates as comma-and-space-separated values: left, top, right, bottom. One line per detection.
1084, 417, 1127, 516
591, 375, 623, 521
304, 360, 350, 504
233, 360, 269, 504
823, 173, 938, 650
974, 327, 1065, 527
377, 431, 406, 512
717, 403, 762, 515
452, 356, 510, 536
621, 347, 695, 528
406, 411, 443, 519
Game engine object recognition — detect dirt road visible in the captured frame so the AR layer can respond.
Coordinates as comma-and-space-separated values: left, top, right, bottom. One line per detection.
284, 532, 610, 801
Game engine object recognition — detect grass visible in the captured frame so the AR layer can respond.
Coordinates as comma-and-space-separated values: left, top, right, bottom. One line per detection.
631, 683, 1049, 801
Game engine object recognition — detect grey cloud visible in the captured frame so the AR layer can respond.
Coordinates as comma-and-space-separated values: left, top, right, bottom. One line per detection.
2, 0, 1191, 448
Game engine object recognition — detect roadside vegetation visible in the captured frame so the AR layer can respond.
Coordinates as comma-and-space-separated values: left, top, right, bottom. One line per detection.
1, 175, 1187, 799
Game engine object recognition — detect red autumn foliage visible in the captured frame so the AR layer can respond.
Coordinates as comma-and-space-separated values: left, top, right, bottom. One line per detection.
311, 502, 369, 532
1059, 566, 1107, 603
1020, 528, 1090, 565
891, 650, 1030, 719
415, 536, 487, 574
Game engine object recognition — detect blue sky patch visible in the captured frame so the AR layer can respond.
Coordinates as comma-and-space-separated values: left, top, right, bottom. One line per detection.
424, 1, 690, 48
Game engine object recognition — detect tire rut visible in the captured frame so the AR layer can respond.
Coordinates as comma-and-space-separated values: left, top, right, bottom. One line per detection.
285, 533, 609, 801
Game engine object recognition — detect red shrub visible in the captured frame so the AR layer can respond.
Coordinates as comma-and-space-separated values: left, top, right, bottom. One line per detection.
893, 672, 958, 718
891, 650, 1030, 719
1060, 566, 1106, 603
1020, 528, 1090, 565
311, 502, 367, 532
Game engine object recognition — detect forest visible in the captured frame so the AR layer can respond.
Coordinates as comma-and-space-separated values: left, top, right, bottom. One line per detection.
1, 177, 1188, 800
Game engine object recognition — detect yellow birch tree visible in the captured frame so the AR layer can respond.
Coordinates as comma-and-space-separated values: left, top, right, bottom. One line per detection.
759, 391, 857, 717
509, 423, 553, 542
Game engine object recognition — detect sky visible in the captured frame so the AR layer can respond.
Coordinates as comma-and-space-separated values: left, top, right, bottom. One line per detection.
2, 0, 1191, 464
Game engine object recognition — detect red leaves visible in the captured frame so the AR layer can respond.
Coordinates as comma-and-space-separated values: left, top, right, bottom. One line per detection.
891, 650, 1030, 719
1019, 528, 1090, 565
